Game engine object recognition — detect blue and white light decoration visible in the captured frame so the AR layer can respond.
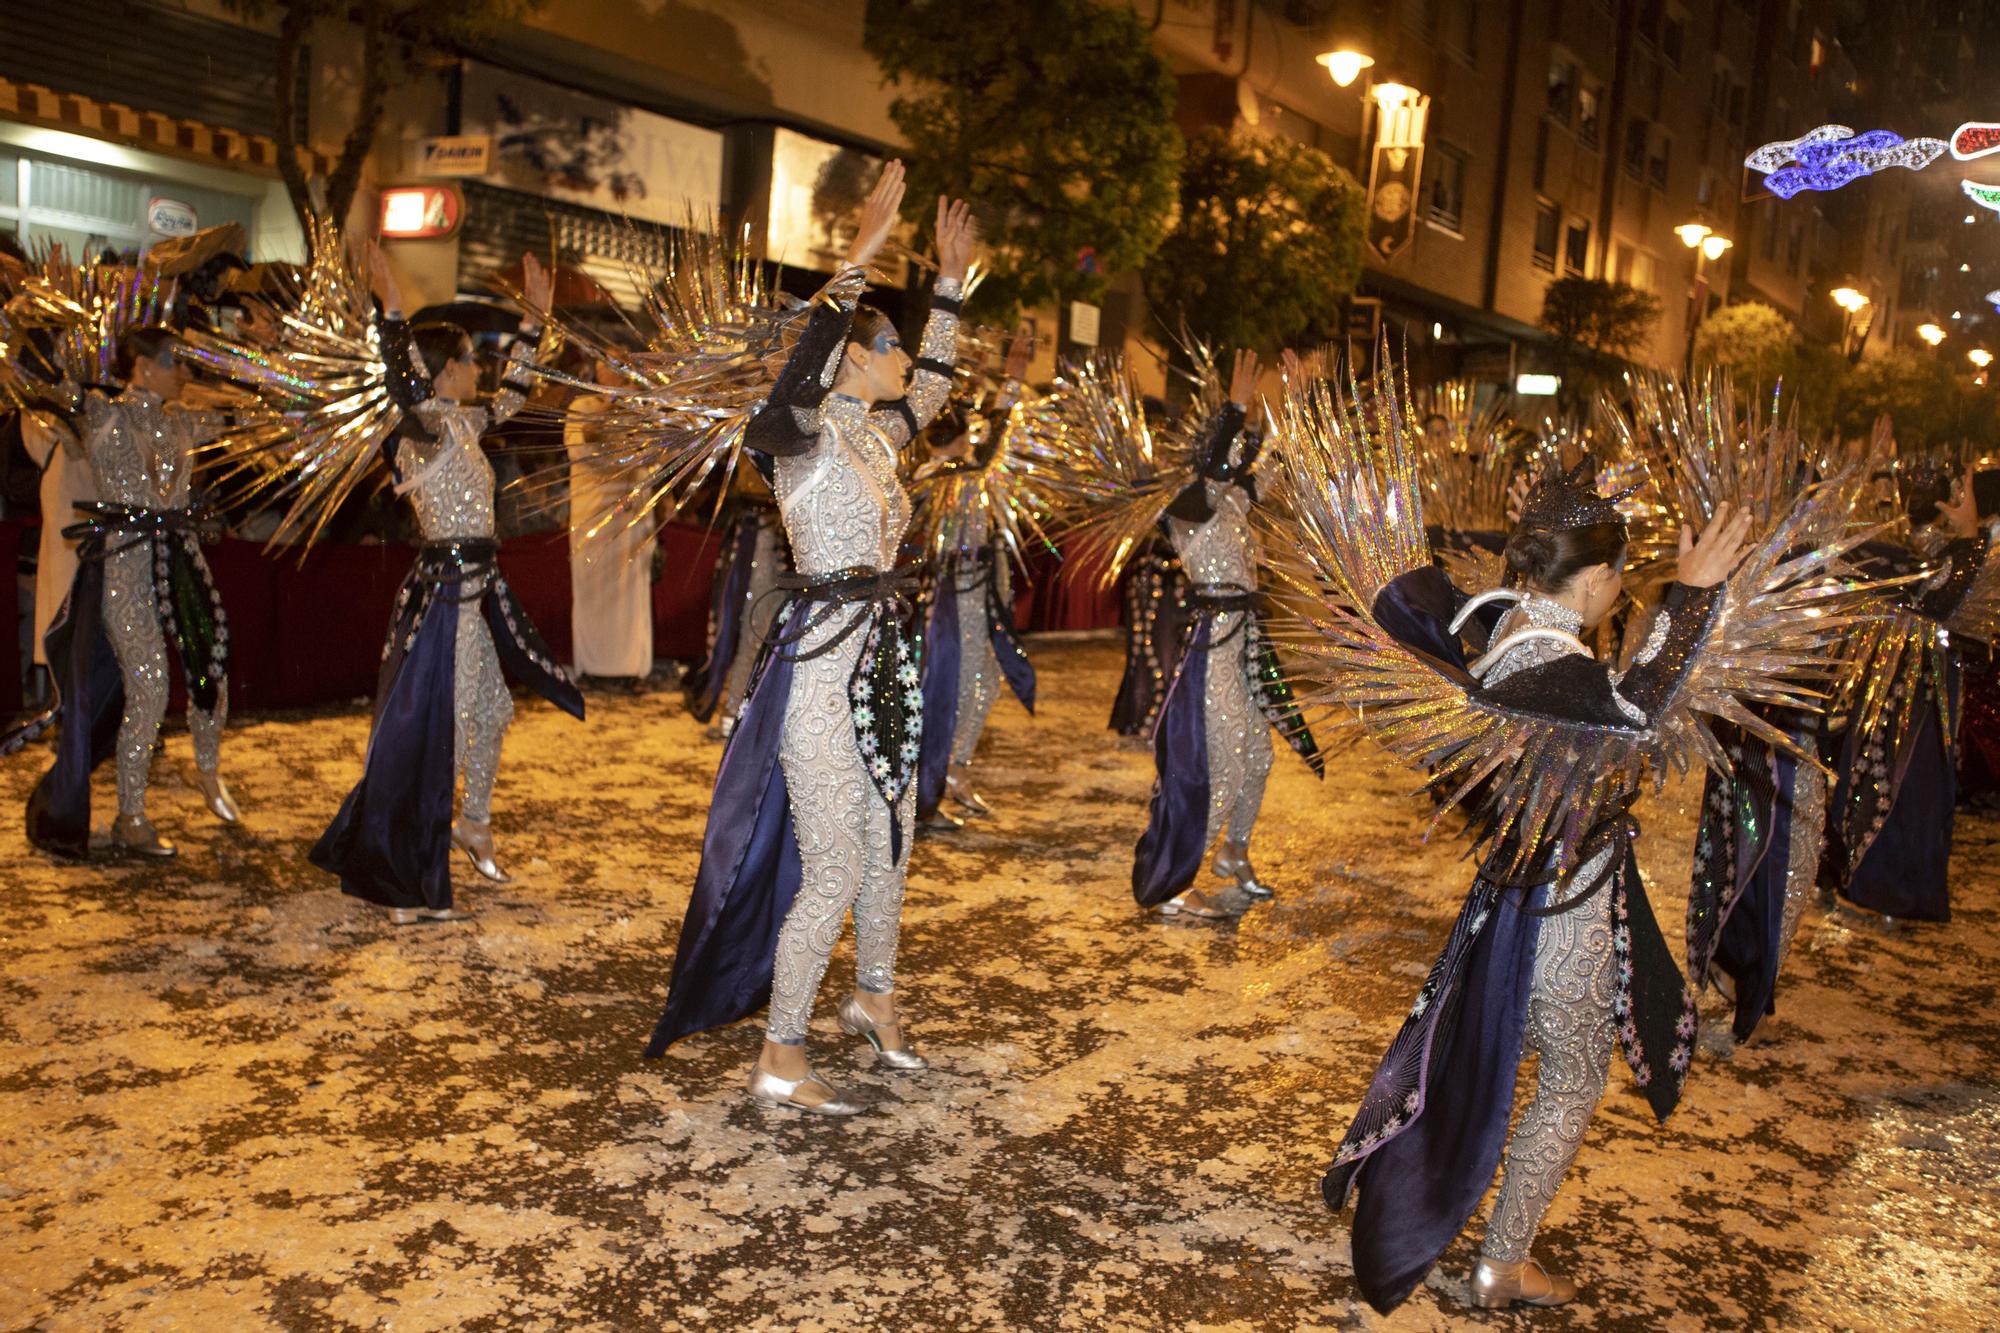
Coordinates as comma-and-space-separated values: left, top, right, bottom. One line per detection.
1745, 124, 1948, 198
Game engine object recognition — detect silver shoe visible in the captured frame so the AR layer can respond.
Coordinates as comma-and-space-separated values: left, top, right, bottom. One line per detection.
1214, 847, 1273, 900
451, 821, 510, 884
388, 906, 473, 925
837, 993, 929, 1071
112, 815, 176, 859
945, 774, 992, 817
1469, 1256, 1577, 1309
746, 1063, 866, 1115
1157, 890, 1226, 920
197, 772, 241, 824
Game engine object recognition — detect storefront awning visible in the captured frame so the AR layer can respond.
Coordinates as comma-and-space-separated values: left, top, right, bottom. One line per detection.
0, 73, 331, 181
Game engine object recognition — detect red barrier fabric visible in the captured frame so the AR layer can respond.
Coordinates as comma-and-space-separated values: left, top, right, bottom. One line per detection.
1, 521, 1120, 719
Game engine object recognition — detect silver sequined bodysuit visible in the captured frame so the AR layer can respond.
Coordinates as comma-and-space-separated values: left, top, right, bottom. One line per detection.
80, 388, 226, 820
1165, 479, 1271, 852
1475, 593, 1663, 1264
394, 382, 522, 826
764, 276, 960, 1045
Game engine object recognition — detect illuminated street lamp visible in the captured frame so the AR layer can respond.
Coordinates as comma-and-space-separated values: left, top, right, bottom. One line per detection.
1678, 223, 1733, 370
1371, 81, 1418, 109
1917, 322, 1947, 346
1830, 286, 1869, 312
1970, 348, 1994, 368
1829, 287, 1872, 362
1316, 49, 1374, 88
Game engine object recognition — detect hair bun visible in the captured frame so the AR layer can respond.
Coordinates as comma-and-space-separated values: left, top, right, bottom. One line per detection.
1503, 527, 1558, 583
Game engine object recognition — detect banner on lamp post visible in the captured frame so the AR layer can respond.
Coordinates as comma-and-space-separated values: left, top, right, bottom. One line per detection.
1365, 91, 1430, 264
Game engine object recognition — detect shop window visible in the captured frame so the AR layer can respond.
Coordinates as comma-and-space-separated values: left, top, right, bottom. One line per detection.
1564, 219, 1591, 275
1533, 199, 1560, 272
1427, 144, 1468, 233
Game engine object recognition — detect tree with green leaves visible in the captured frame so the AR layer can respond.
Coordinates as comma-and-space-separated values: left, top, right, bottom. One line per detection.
1538, 276, 1662, 408
863, 0, 1181, 320
1693, 300, 1796, 387
1141, 128, 1365, 355
221, 0, 544, 231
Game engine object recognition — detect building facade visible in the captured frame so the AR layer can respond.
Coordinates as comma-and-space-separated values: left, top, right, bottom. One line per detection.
1, 0, 1991, 393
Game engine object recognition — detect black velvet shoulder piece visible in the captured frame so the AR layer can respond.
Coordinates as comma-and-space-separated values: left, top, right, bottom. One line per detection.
378, 317, 434, 412
744, 300, 856, 457
1475, 652, 1639, 730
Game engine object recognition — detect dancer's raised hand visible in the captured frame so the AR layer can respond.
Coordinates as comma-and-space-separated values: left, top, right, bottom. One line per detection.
1677, 501, 1755, 587
936, 195, 977, 282
1227, 348, 1260, 409
845, 160, 907, 268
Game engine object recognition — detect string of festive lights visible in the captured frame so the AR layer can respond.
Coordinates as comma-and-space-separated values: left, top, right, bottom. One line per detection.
1963, 180, 2000, 216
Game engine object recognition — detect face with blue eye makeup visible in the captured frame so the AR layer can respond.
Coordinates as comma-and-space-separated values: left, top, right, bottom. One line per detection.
832, 305, 913, 407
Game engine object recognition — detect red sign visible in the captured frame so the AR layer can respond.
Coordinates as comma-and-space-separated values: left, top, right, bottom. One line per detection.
378, 186, 462, 239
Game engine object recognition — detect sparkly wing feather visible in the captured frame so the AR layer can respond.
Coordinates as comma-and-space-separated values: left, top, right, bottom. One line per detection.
526, 221, 863, 538
907, 388, 1071, 573
2, 249, 174, 400
1042, 346, 1225, 586
1268, 359, 1881, 877
180, 216, 401, 549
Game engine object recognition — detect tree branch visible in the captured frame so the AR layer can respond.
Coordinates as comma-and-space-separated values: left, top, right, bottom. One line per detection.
272, 0, 315, 233
324, 0, 391, 228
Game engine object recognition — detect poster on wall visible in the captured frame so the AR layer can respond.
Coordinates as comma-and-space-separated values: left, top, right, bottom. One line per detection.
457, 63, 723, 223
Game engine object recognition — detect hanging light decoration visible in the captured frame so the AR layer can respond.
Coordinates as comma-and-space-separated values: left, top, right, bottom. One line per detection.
1964, 181, 2000, 216
1952, 122, 2000, 161
1746, 124, 1947, 198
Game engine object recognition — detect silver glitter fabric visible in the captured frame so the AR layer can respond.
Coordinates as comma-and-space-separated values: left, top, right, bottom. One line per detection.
721, 510, 787, 725
1480, 846, 1619, 1264
393, 383, 527, 822
950, 506, 1002, 765
80, 389, 227, 818
1474, 620, 1620, 1265
1168, 481, 1271, 849
1778, 761, 1828, 967
765, 281, 959, 1044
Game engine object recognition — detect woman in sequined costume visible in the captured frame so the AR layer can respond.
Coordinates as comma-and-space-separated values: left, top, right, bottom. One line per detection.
1131, 349, 1320, 919
913, 341, 1037, 828
683, 466, 789, 739
1108, 534, 1190, 738
311, 248, 583, 924
646, 166, 975, 1115
1817, 465, 1999, 923
11, 326, 240, 859
566, 355, 657, 686
1321, 473, 1755, 1313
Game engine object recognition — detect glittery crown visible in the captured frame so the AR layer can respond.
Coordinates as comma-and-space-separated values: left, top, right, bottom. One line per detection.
1516, 455, 1633, 533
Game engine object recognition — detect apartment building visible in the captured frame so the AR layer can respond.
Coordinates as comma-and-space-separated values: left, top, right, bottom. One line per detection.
0, 0, 1984, 389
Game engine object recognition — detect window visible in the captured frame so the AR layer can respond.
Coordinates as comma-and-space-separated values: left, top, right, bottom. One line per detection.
1728, 81, 1748, 128
1405, 0, 1442, 36
1428, 144, 1468, 233
1809, 35, 1826, 79
1533, 199, 1561, 271
1563, 219, 1591, 275
1577, 84, 1602, 147
1787, 220, 1804, 274
1648, 134, 1671, 190
1637, 0, 1663, 42
1624, 117, 1649, 179
1662, 11, 1687, 69
1762, 217, 1780, 260
1547, 58, 1576, 123
1443, 0, 1478, 61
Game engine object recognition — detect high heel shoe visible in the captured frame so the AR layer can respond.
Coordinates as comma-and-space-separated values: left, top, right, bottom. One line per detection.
451, 820, 510, 884
746, 1063, 865, 1115
1157, 890, 1226, 920
838, 993, 930, 1071
944, 773, 992, 817
388, 906, 473, 925
1468, 1257, 1577, 1309
112, 815, 176, 859
196, 771, 241, 824
1213, 847, 1273, 900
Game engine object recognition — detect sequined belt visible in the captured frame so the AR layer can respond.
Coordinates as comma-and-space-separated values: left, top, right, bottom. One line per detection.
414, 538, 500, 605
763, 565, 921, 662
66, 501, 223, 559
1189, 582, 1255, 646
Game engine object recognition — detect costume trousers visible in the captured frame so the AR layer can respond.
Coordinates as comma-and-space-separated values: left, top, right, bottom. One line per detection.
453, 588, 513, 823
1203, 613, 1272, 848
100, 543, 225, 819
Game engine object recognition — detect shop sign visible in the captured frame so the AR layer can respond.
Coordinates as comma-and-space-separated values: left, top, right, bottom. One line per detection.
146, 196, 198, 237
412, 135, 493, 177
1068, 301, 1101, 348
379, 186, 463, 239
